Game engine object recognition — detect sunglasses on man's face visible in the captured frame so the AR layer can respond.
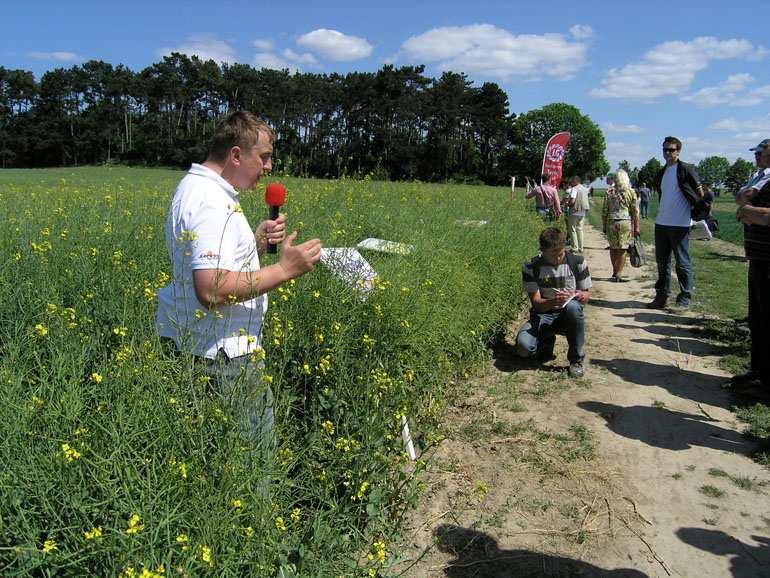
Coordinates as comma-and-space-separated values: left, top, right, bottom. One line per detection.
662, 147, 679, 153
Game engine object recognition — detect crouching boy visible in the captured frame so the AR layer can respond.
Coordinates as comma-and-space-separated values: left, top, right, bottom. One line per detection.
515, 228, 591, 378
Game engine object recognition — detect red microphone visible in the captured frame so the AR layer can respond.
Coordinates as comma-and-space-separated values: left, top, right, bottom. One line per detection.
265, 182, 286, 254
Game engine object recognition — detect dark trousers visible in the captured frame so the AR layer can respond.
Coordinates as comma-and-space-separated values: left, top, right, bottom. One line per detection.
515, 299, 585, 363
749, 260, 770, 382
640, 199, 649, 218
654, 224, 693, 301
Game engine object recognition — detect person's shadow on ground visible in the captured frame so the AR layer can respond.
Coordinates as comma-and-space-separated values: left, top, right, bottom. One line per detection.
433, 524, 649, 577
676, 527, 770, 577
490, 339, 566, 374
578, 401, 754, 454
590, 358, 730, 408
588, 298, 648, 310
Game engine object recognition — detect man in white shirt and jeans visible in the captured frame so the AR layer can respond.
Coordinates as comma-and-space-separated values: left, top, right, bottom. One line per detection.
156, 111, 321, 470
564, 176, 590, 252
648, 136, 703, 309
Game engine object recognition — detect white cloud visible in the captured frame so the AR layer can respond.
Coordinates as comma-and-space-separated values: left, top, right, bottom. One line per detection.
605, 141, 650, 170
296, 29, 372, 61
569, 25, 594, 40
591, 37, 766, 100
252, 39, 274, 52
28, 51, 78, 62
252, 47, 317, 72
709, 113, 770, 132
681, 73, 764, 107
679, 135, 763, 163
253, 52, 299, 73
158, 36, 236, 64
398, 24, 589, 81
603, 122, 644, 134
282, 48, 317, 65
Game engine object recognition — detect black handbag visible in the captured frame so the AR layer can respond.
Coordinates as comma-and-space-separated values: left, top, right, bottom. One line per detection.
628, 234, 645, 268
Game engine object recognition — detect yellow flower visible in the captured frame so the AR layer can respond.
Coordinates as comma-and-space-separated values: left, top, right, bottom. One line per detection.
244, 526, 255, 539
321, 420, 334, 436
355, 481, 370, 501
175, 534, 189, 550
262, 374, 273, 384
84, 526, 103, 540
290, 507, 301, 524
90, 372, 103, 383
125, 514, 143, 535
46, 303, 58, 313
230, 498, 243, 510
275, 517, 287, 532
367, 540, 386, 564
112, 326, 127, 337
312, 290, 321, 298
34, 324, 48, 337
315, 333, 324, 343
42, 539, 58, 553
61, 443, 82, 462
197, 544, 213, 567
32, 395, 44, 408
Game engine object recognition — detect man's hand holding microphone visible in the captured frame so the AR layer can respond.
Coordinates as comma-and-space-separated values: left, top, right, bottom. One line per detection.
257, 182, 321, 279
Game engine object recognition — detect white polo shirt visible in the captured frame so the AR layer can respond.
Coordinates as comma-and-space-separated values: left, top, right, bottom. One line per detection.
156, 164, 267, 359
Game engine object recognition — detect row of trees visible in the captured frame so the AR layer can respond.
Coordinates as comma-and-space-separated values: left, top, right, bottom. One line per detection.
0, 54, 609, 184
617, 156, 754, 193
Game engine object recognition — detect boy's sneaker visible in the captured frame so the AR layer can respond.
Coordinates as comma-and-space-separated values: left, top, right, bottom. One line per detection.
568, 362, 585, 378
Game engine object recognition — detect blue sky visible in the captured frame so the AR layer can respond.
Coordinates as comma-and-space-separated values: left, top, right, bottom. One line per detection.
4, 0, 769, 171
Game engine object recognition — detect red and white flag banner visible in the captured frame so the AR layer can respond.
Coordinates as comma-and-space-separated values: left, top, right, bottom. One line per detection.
541, 132, 570, 188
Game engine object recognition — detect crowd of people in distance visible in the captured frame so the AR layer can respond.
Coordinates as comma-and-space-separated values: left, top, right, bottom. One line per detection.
517, 135, 770, 399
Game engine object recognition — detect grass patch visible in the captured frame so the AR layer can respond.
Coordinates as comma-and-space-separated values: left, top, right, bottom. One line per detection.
699, 485, 726, 499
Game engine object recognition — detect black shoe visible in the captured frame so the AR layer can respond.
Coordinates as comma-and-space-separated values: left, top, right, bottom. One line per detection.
568, 362, 585, 378
536, 349, 557, 362
646, 296, 667, 309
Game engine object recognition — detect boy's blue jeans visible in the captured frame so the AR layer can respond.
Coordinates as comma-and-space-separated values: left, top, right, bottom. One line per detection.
515, 299, 585, 364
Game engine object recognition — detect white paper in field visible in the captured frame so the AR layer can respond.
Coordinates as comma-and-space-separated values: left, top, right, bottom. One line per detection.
320, 248, 377, 297
455, 219, 489, 227
357, 237, 415, 255
689, 220, 713, 241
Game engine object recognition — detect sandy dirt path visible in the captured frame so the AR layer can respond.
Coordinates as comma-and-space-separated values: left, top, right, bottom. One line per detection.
395, 222, 770, 577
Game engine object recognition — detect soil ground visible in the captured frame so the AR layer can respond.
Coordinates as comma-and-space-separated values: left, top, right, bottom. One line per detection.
393, 223, 770, 578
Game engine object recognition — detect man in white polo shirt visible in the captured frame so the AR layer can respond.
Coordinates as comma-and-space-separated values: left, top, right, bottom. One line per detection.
156, 111, 321, 468
648, 136, 703, 309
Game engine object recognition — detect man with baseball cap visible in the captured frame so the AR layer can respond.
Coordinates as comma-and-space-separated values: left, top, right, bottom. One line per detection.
733, 139, 770, 394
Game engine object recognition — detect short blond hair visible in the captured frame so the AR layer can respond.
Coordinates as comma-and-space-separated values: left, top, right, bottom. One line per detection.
208, 111, 274, 162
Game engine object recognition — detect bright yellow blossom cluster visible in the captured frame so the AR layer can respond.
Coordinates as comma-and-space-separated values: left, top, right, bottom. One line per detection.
61, 443, 82, 462
125, 514, 143, 535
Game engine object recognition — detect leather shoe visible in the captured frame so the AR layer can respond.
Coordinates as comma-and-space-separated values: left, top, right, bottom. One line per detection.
646, 297, 667, 309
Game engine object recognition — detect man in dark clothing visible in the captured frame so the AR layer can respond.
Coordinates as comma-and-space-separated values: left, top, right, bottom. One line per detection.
647, 136, 704, 309
733, 139, 770, 392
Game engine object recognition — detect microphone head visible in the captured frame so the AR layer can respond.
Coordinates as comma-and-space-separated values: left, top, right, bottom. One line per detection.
265, 182, 286, 206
